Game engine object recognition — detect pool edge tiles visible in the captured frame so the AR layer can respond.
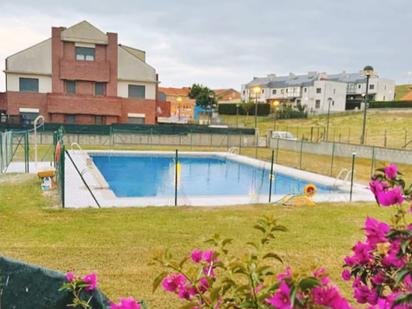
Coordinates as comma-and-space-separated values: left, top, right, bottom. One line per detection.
64, 150, 374, 208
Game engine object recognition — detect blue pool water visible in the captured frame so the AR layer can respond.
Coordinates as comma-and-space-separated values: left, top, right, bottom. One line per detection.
91, 154, 336, 198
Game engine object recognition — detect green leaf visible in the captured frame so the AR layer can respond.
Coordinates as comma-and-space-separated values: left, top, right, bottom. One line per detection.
253, 224, 266, 234
298, 277, 320, 291
263, 252, 283, 263
152, 271, 168, 293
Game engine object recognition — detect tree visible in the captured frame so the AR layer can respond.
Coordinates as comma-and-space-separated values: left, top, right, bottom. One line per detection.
188, 84, 217, 109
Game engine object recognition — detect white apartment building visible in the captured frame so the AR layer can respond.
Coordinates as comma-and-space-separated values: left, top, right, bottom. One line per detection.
241, 71, 395, 114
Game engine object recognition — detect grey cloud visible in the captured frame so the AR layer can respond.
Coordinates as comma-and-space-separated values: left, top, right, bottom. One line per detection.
0, 0, 411, 90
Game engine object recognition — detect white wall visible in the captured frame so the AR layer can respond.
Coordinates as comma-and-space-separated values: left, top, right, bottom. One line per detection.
375, 79, 395, 101
302, 81, 346, 114
118, 46, 156, 82
117, 81, 156, 99
6, 73, 52, 93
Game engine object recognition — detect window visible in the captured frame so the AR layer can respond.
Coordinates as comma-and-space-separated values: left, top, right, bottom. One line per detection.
75, 47, 95, 61
95, 116, 105, 125
20, 112, 39, 125
304, 88, 307, 93
358, 84, 362, 89
65, 115, 76, 124
261, 89, 264, 94
19, 78, 39, 92
65, 80, 76, 94
95, 82, 106, 96
272, 89, 277, 95
128, 85, 145, 98
369, 84, 375, 90
128, 117, 145, 124
316, 88, 321, 94
242, 90, 245, 95
281, 89, 284, 94
315, 100, 321, 108
285, 89, 288, 93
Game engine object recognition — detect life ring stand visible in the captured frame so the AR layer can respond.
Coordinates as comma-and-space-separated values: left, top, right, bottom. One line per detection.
304, 184, 317, 197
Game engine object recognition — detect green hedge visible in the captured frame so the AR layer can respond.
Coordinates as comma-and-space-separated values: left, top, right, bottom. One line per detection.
369, 101, 412, 108
218, 103, 270, 116
277, 110, 307, 119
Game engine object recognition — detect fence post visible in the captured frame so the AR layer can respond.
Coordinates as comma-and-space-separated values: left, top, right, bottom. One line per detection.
61, 145, 65, 208
370, 146, 376, 177
175, 149, 178, 206
384, 130, 387, 148
24, 131, 29, 173
268, 149, 274, 203
310, 127, 313, 142
349, 152, 356, 202
330, 142, 335, 176
275, 138, 280, 164
299, 139, 304, 169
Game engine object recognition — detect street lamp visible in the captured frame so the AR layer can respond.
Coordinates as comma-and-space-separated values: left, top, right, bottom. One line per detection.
360, 65, 374, 145
176, 96, 182, 121
326, 97, 332, 141
272, 100, 280, 130
252, 86, 261, 130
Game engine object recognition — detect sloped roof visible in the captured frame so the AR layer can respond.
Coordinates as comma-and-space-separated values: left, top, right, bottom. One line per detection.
159, 87, 191, 97
61, 20, 108, 44
213, 89, 241, 100
119, 45, 146, 62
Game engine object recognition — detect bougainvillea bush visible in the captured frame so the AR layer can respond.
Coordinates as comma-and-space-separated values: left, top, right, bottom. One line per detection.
152, 163, 411, 308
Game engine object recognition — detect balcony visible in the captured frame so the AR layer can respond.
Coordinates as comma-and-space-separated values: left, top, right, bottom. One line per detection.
47, 94, 122, 116
59, 59, 111, 82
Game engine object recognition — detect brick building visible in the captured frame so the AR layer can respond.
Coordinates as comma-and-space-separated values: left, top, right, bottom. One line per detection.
158, 87, 195, 122
0, 21, 170, 125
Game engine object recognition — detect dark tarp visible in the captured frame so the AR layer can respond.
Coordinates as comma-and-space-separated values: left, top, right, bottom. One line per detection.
0, 256, 111, 308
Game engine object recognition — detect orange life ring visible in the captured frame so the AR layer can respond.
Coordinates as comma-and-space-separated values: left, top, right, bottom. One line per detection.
304, 184, 317, 197
55, 141, 61, 162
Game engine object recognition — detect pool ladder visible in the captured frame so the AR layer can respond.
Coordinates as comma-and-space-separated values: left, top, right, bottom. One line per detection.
70, 143, 93, 175
333, 168, 352, 188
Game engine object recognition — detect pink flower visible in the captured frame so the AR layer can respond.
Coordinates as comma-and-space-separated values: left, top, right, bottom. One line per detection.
162, 273, 186, 293
353, 282, 371, 304
177, 285, 196, 300
266, 281, 292, 309
202, 250, 215, 263
364, 217, 390, 246
65, 272, 75, 282
371, 272, 386, 286
341, 269, 351, 281
384, 164, 398, 179
276, 266, 292, 281
198, 277, 209, 293
191, 249, 203, 263
110, 297, 141, 309
369, 180, 386, 196
312, 285, 354, 309
376, 187, 404, 206
83, 273, 97, 291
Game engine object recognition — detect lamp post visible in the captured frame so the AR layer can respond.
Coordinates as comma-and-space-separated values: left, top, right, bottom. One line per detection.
272, 100, 279, 130
176, 96, 182, 122
236, 103, 240, 128
252, 86, 261, 130
360, 65, 374, 145
326, 97, 332, 142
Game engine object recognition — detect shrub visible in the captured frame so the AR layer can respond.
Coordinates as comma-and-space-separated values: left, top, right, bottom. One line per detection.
218, 103, 270, 116
369, 101, 412, 108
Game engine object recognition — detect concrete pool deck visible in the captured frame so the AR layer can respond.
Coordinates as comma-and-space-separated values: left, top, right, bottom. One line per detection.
63, 150, 374, 208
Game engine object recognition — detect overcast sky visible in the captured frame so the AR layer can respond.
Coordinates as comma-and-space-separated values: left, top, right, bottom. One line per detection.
0, 0, 411, 91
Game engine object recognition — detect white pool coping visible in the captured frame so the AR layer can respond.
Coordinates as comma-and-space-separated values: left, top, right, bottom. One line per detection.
63, 150, 374, 208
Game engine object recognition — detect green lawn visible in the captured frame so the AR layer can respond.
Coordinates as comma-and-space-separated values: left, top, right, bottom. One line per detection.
221, 109, 412, 149
0, 174, 400, 308
395, 84, 412, 100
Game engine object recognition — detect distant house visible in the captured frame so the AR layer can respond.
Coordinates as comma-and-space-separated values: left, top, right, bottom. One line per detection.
241, 71, 395, 114
158, 87, 195, 122
213, 89, 241, 104
0, 20, 170, 125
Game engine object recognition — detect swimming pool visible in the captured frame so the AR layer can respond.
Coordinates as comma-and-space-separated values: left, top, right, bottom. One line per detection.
63, 150, 372, 208
91, 153, 337, 198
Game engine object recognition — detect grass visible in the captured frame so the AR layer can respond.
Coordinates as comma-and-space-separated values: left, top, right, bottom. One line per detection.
220, 109, 412, 149
0, 173, 401, 308
395, 84, 412, 100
